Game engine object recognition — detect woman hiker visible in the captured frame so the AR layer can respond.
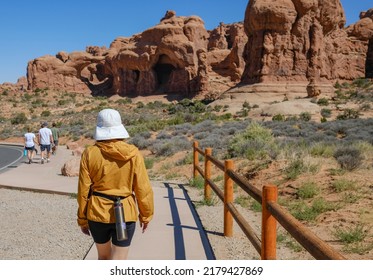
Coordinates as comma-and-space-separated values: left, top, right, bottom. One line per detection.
77, 108, 154, 260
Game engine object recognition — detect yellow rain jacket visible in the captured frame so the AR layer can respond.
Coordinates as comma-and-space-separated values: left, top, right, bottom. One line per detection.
77, 140, 154, 227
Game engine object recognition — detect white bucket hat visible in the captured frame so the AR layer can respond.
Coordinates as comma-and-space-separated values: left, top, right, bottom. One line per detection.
94, 109, 129, 140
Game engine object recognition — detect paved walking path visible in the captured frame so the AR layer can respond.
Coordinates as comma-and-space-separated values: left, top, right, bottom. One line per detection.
0, 144, 215, 260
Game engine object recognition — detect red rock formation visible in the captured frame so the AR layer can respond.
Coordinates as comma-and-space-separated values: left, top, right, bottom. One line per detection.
25, 3, 372, 98
27, 11, 247, 98
348, 8, 373, 78
242, 0, 372, 93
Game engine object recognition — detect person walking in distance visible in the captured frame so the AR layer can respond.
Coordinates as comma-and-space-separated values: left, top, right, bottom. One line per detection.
77, 108, 154, 260
38, 122, 54, 164
51, 122, 60, 155
24, 126, 38, 164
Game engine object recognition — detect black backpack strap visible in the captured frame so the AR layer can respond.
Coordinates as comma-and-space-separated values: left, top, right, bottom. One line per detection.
92, 191, 128, 202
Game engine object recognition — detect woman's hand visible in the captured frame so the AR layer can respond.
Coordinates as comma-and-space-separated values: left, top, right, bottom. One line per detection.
80, 225, 90, 236
140, 221, 149, 233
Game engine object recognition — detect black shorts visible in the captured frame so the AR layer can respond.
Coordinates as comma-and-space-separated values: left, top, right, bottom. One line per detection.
88, 220, 136, 247
40, 144, 51, 152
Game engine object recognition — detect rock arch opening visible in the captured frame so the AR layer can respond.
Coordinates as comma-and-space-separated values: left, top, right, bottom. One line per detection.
153, 54, 176, 91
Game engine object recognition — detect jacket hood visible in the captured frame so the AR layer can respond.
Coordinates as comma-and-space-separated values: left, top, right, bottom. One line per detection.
95, 140, 138, 161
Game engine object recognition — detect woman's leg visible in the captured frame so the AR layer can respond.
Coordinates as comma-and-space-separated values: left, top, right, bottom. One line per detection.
111, 245, 130, 260
95, 241, 112, 260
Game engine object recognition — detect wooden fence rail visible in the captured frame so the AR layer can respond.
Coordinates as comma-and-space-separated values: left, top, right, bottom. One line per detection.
192, 141, 346, 260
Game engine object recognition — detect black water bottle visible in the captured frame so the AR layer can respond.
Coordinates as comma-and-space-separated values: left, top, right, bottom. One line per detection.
114, 198, 128, 241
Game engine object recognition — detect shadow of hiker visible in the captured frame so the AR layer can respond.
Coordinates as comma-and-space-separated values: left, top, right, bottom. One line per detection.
163, 182, 216, 260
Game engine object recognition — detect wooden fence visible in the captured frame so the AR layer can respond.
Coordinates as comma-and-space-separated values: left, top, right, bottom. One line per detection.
192, 141, 346, 260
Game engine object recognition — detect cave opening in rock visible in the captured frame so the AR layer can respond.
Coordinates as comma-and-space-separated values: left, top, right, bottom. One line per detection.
153, 54, 176, 91
366, 39, 373, 78
225, 35, 233, 49
134, 70, 140, 83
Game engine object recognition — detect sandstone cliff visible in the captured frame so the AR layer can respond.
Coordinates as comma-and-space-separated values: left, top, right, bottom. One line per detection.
27, 10, 247, 98
242, 0, 372, 86
26, 1, 372, 98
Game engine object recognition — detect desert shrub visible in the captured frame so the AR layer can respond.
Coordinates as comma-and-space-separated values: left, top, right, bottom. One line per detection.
189, 175, 204, 189
359, 103, 371, 111
128, 135, 151, 150
284, 158, 306, 180
193, 131, 210, 140
57, 99, 68, 106
291, 198, 337, 221
115, 98, 132, 105
31, 99, 43, 106
321, 108, 332, 118
212, 104, 223, 112
156, 131, 172, 140
317, 98, 329, 106
272, 114, 285, 121
297, 181, 319, 199
333, 147, 363, 171
176, 152, 194, 166
150, 135, 190, 156
190, 120, 215, 134
336, 108, 360, 120
11, 113, 27, 125
235, 195, 251, 208
0, 128, 13, 139
136, 101, 145, 108
144, 158, 154, 169
309, 142, 335, 157
169, 123, 193, 136
299, 112, 311, 122
228, 122, 276, 160
146, 119, 169, 131
198, 132, 230, 152
332, 179, 356, 192
352, 78, 372, 89
146, 101, 167, 110
41, 110, 51, 117
169, 98, 207, 115
333, 224, 368, 244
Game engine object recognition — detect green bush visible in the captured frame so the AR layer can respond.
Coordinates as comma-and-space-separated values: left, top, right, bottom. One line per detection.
317, 98, 329, 106
299, 112, 311, 122
352, 78, 372, 89
336, 109, 360, 120
297, 181, 319, 199
11, 113, 27, 125
228, 122, 276, 160
272, 114, 285, 121
189, 175, 204, 189
144, 158, 154, 169
321, 108, 332, 118
41, 110, 51, 117
332, 179, 356, 192
291, 198, 336, 221
333, 224, 368, 244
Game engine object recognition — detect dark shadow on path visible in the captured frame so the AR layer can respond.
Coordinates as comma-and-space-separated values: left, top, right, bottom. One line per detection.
163, 182, 216, 260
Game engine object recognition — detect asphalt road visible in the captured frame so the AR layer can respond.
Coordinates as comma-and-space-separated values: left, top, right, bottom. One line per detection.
0, 144, 24, 173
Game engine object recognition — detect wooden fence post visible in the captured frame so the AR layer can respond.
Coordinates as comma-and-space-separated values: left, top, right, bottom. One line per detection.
204, 148, 212, 202
261, 184, 278, 260
193, 141, 199, 179
224, 159, 234, 237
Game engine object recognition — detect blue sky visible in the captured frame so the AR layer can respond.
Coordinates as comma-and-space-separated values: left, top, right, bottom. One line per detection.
0, 0, 371, 84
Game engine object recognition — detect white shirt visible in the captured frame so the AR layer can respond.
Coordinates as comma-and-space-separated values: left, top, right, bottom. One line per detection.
39, 127, 53, 145
24, 132, 36, 148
